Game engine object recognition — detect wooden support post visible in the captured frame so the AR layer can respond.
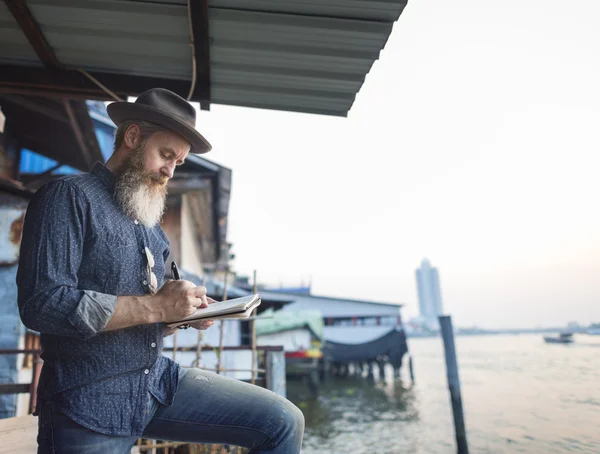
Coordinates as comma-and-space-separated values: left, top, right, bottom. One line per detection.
367, 361, 374, 381
378, 360, 386, 381
29, 352, 42, 414
265, 350, 286, 398
172, 330, 178, 362
251, 269, 258, 384
193, 329, 203, 368
216, 270, 228, 374
62, 99, 95, 169
193, 272, 206, 368
439, 315, 469, 454
308, 358, 319, 395
321, 357, 329, 381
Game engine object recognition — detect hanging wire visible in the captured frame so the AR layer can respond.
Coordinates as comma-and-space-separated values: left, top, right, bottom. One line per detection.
76, 69, 123, 102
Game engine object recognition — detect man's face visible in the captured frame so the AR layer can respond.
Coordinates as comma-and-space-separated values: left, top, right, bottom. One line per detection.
137, 129, 191, 183
114, 127, 191, 227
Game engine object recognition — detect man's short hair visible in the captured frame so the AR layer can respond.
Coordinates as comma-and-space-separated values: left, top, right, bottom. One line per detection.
113, 120, 166, 152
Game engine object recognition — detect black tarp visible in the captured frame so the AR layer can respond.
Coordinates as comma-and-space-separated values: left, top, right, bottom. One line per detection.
323, 328, 408, 369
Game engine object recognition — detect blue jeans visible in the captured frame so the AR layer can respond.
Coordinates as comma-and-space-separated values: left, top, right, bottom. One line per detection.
37, 368, 304, 453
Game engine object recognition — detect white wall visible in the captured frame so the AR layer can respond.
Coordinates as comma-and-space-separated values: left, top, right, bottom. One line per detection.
276, 295, 402, 318
180, 194, 204, 275
257, 329, 312, 352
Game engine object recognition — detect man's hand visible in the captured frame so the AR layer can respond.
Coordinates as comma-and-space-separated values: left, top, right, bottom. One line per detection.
153, 280, 208, 323
104, 281, 209, 332
189, 297, 218, 330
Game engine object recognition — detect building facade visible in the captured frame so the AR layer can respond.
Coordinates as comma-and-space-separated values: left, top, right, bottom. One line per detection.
415, 258, 444, 330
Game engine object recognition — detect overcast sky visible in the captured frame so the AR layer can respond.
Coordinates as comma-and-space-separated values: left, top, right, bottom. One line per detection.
191, 0, 600, 329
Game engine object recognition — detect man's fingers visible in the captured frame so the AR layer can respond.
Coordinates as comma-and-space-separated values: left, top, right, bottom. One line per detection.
206, 297, 218, 305
190, 287, 209, 308
175, 279, 196, 289
191, 320, 214, 330
191, 286, 207, 298
191, 298, 208, 309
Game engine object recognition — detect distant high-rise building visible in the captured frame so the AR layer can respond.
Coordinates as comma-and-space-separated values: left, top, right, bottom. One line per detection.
415, 259, 444, 330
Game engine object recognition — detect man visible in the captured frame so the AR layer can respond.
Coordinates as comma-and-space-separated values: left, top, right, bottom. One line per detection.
17, 88, 304, 453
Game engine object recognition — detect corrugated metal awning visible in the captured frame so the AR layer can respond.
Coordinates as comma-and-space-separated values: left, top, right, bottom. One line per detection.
0, 0, 408, 116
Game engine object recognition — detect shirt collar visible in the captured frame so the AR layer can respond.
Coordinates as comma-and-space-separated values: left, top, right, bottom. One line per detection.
91, 162, 117, 192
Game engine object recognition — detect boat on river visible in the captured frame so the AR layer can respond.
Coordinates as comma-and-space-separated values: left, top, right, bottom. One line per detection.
544, 333, 574, 344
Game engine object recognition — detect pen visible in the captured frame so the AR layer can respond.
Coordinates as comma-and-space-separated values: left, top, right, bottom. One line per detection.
171, 261, 180, 280
170, 261, 189, 329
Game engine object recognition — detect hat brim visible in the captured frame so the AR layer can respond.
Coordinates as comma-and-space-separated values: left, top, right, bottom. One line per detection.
107, 102, 212, 154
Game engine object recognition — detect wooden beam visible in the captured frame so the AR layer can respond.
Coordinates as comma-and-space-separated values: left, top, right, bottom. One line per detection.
189, 0, 211, 110
0, 94, 70, 124
0, 383, 30, 395
67, 99, 104, 166
0, 64, 196, 101
3, 0, 61, 68
62, 100, 94, 169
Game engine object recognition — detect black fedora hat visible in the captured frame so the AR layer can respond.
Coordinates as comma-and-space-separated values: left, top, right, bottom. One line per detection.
107, 88, 212, 154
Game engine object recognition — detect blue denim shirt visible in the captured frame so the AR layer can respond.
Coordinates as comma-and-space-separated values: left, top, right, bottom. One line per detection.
17, 163, 180, 436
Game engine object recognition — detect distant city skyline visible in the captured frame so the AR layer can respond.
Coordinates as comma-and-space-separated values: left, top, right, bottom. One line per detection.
415, 259, 444, 329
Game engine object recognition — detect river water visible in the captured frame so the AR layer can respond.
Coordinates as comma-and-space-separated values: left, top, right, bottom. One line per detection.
287, 334, 600, 454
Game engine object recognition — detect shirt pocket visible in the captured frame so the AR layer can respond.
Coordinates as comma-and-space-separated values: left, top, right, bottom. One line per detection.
94, 227, 140, 294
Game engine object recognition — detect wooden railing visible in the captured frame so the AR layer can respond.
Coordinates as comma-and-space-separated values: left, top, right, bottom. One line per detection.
0, 349, 42, 414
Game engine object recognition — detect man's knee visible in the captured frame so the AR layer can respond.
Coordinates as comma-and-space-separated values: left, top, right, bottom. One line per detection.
281, 398, 305, 435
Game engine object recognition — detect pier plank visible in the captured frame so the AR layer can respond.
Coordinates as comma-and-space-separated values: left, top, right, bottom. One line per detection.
0, 415, 37, 453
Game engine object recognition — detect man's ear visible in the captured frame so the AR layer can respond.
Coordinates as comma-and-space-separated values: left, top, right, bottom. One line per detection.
124, 124, 141, 149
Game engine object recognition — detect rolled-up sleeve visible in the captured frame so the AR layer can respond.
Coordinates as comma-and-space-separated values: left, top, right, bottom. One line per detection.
17, 180, 117, 339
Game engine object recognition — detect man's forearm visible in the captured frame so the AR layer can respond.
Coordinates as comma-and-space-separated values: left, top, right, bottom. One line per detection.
103, 295, 163, 331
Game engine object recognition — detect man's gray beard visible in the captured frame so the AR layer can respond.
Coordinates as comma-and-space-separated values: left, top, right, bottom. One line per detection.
114, 149, 168, 227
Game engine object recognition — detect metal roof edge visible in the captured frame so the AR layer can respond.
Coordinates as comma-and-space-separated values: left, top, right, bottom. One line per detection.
185, 154, 231, 173
258, 290, 405, 307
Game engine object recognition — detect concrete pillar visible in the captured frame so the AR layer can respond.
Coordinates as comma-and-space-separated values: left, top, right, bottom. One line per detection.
265, 350, 286, 398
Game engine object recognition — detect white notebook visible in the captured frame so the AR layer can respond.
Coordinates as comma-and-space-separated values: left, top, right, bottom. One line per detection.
167, 294, 261, 328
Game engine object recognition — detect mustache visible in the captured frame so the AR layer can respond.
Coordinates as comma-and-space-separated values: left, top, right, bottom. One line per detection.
132, 169, 168, 188
146, 173, 169, 186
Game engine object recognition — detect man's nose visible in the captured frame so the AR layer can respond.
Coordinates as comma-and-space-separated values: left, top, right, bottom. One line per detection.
162, 164, 175, 179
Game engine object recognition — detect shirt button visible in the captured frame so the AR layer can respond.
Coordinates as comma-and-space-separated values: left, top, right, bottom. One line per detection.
143, 280, 148, 285
134, 220, 139, 225
151, 342, 156, 348
144, 369, 149, 375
